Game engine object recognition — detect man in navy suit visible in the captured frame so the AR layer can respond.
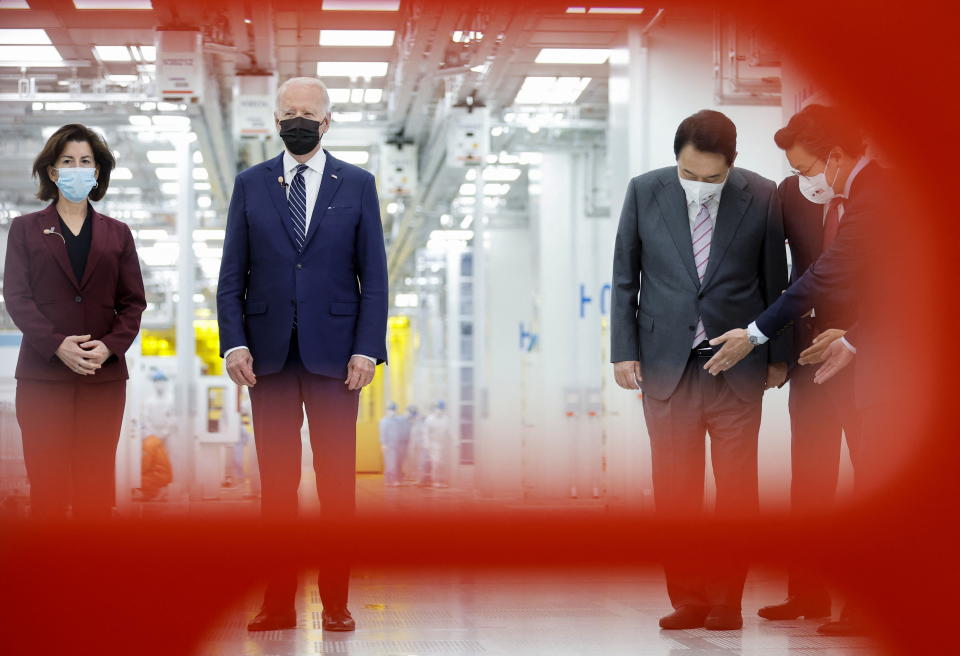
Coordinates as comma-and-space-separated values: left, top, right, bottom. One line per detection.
217, 77, 388, 633
704, 104, 896, 636
750, 106, 867, 624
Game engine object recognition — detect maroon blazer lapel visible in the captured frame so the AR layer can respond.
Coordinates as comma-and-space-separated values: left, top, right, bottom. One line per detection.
36, 204, 80, 290
80, 211, 106, 289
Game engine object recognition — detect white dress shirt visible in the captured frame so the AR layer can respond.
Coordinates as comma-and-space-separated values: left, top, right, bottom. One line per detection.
224, 148, 376, 366
747, 156, 872, 353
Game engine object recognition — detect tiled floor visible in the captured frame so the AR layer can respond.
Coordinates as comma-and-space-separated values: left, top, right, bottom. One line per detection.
185, 477, 880, 656
195, 567, 880, 656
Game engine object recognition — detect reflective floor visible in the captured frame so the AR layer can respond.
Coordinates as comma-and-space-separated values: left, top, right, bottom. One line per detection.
196, 567, 880, 656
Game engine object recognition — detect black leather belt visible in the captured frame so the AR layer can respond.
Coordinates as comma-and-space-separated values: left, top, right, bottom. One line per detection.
692, 341, 714, 358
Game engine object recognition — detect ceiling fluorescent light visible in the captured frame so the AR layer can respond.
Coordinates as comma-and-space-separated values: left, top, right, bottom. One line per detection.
588, 7, 644, 14
535, 48, 610, 64
565, 6, 587, 12
327, 88, 350, 103
94, 45, 132, 61
319, 30, 395, 47
112, 167, 133, 180
329, 150, 370, 165
138, 45, 156, 61
73, 0, 153, 8
0, 0, 30, 8
0, 45, 62, 62
0, 29, 51, 44
364, 88, 383, 103
316, 61, 389, 78
322, 0, 399, 10
332, 111, 364, 122
514, 76, 591, 104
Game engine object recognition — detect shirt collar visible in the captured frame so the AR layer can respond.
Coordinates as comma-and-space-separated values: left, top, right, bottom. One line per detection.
839, 155, 871, 199
283, 148, 326, 176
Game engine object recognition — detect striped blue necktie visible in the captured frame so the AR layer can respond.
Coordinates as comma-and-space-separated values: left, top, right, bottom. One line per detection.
287, 163, 308, 252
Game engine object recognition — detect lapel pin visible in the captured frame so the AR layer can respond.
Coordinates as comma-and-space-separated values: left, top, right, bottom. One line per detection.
331, 174, 338, 179
278, 176, 287, 188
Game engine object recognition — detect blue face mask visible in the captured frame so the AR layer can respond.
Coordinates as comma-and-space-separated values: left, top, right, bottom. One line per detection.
55, 167, 97, 202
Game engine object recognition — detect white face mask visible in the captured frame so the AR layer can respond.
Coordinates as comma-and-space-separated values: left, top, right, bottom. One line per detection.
677, 171, 726, 206
797, 155, 841, 205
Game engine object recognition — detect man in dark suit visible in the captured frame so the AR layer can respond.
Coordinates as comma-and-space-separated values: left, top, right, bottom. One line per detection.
705, 104, 892, 636
217, 77, 388, 632
755, 106, 868, 623
611, 110, 790, 631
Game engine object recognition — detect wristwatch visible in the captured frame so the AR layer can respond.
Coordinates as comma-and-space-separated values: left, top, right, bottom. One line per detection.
747, 332, 762, 346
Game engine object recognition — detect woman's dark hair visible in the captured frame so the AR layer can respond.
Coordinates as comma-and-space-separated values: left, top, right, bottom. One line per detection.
32, 123, 115, 202
774, 104, 865, 160
673, 110, 738, 166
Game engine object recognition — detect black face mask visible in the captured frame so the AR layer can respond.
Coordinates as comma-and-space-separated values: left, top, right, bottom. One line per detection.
278, 116, 322, 155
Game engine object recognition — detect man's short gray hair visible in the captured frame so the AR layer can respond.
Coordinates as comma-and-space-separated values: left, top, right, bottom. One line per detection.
275, 77, 332, 115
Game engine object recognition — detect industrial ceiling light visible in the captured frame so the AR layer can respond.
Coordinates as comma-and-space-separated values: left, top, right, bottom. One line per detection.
0, 29, 51, 44
566, 5, 644, 13
585, 6, 644, 14
319, 30, 395, 47
73, 0, 153, 8
514, 76, 591, 104
93, 45, 132, 61
316, 61, 389, 78
329, 150, 370, 165
322, 0, 399, 9
0, 45, 62, 62
534, 48, 611, 64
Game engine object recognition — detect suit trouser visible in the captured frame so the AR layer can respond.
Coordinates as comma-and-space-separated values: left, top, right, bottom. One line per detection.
248, 334, 360, 611
785, 351, 861, 605
16, 378, 126, 520
642, 354, 761, 610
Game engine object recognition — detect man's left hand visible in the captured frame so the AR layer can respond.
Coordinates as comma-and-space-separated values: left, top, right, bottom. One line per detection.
704, 328, 755, 375
764, 362, 788, 389
813, 339, 855, 385
345, 355, 376, 391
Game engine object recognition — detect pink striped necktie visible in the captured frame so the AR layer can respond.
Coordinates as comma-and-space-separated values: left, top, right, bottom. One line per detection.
691, 202, 713, 346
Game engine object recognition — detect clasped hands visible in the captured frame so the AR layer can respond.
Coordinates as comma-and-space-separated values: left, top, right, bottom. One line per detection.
705, 326, 851, 384
56, 334, 112, 376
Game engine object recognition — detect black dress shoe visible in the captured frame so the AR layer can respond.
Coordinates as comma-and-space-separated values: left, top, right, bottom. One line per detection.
705, 606, 743, 630
817, 617, 867, 636
758, 597, 831, 620
659, 605, 709, 630
247, 609, 297, 631
322, 606, 356, 631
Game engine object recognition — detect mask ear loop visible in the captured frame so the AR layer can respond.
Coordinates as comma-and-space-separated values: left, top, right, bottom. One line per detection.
828, 151, 843, 189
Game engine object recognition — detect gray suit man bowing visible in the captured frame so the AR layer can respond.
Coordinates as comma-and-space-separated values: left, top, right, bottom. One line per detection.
610, 110, 790, 631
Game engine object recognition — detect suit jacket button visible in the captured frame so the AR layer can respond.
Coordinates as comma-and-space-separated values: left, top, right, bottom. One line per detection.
688, 325, 695, 331
698, 293, 704, 299
74, 296, 82, 303
296, 264, 303, 269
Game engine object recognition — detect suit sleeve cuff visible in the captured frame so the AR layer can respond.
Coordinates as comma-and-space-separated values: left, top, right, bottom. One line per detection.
223, 346, 249, 360
352, 354, 377, 365
747, 322, 770, 345
840, 337, 857, 353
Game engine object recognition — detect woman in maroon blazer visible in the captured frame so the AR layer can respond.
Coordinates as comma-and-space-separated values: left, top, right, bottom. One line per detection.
3, 124, 146, 519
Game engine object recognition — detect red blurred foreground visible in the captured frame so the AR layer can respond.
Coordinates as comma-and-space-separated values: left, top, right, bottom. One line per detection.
2, 1, 959, 655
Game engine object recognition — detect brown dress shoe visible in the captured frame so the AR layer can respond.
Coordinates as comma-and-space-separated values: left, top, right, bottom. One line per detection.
247, 609, 297, 631
758, 597, 831, 620
659, 605, 709, 630
704, 606, 743, 630
322, 606, 356, 631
